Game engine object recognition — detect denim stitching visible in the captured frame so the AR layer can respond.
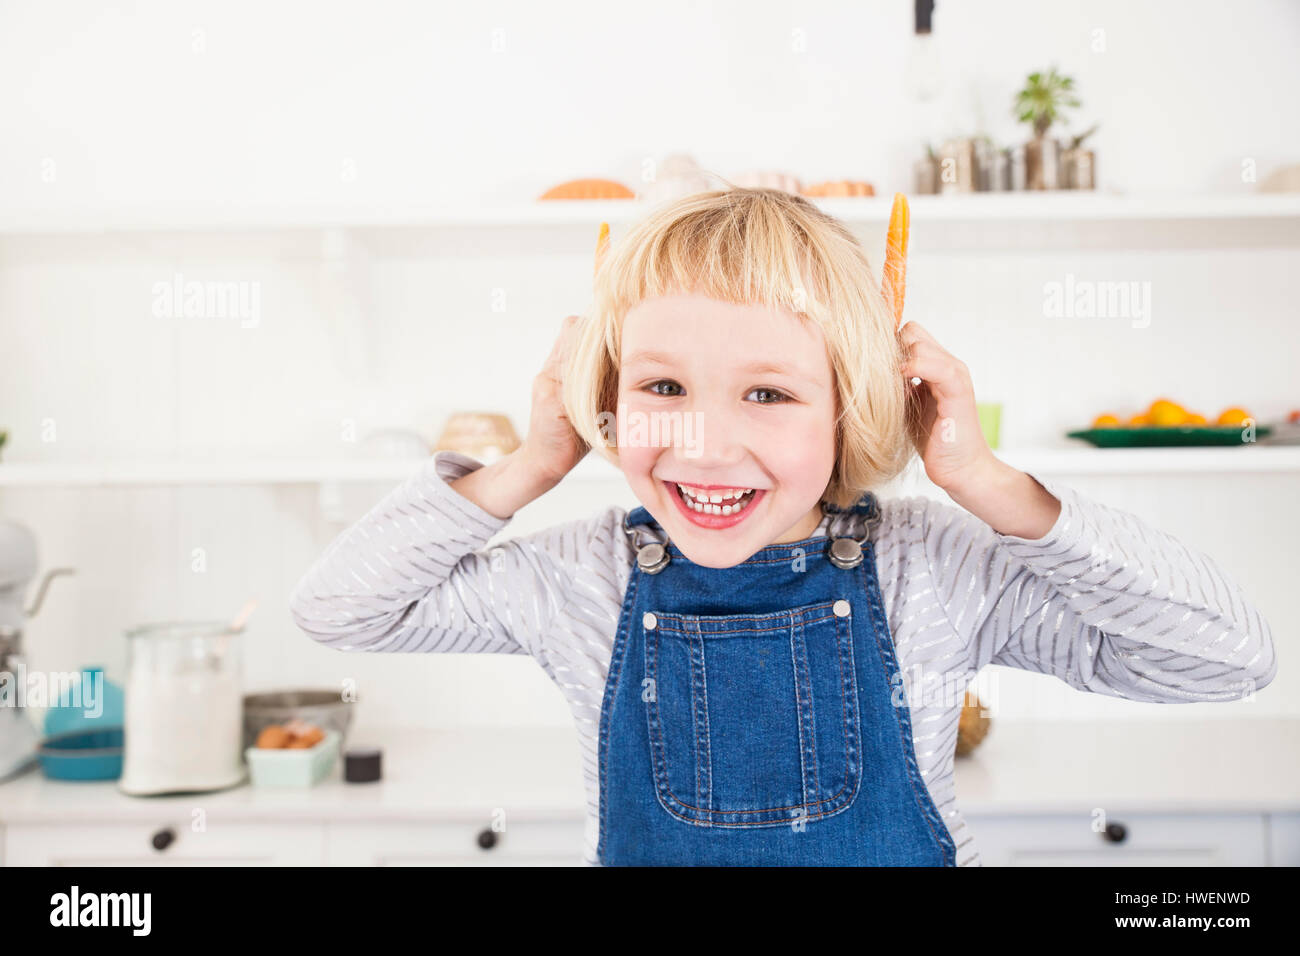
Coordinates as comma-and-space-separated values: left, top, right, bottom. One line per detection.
789, 612, 820, 801
597, 566, 639, 863
645, 599, 861, 826
834, 603, 863, 808
654, 604, 840, 636
860, 547, 957, 864
688, 617, 712, 811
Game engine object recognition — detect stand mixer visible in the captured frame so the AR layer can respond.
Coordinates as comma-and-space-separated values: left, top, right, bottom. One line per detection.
0, 519, 75, 780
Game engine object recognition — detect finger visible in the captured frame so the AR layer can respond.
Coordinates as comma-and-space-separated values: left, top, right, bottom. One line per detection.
898, 327, 924, 384
900, 351, 972, 405
542, 315, 582, 380
899, 337, 948, 376
546, 315, 581, 362
898, 320, 941, 349
899, 325, 955, 379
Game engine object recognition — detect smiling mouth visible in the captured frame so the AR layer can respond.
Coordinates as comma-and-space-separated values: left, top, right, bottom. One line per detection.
663, 480, 766, 529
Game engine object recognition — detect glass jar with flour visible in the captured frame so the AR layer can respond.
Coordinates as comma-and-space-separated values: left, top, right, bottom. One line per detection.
118, 621, 246, 795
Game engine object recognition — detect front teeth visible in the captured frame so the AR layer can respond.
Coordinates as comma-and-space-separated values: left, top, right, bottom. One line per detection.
676, 484, 756, 516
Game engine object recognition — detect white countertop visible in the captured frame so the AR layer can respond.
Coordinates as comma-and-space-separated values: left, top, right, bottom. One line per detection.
1, 719, 1297, 825
0, 726, 589, 824
951, 717, 1300, 815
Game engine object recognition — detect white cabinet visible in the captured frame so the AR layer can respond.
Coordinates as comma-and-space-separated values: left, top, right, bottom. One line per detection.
2, 812, 1292, 866
325, 818, 586, 866
2, 726, 1292, 866
3, 821, 326, 866
964, 812, 1269, 866
1, 817, 587, 867
1269, 813, 1300, 866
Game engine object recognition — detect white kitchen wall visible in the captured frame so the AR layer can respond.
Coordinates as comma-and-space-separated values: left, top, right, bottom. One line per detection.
0, 0, 1297, 734
4, 0, 1300, 210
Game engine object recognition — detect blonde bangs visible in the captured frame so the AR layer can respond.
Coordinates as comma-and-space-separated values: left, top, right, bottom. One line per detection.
562, 187, 917, 509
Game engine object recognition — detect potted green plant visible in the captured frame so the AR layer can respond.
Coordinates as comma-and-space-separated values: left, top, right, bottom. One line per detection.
1013, 66, 1081, 189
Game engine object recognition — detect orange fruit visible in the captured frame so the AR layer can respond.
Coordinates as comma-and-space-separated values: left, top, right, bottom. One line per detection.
1147, 398, 1188, 427
1186, 412, 1207, 425
1092, 413, 1121, 428
1216, 407, 1252, 426
1129, 413, 1151, 426
538, 178, 635, 200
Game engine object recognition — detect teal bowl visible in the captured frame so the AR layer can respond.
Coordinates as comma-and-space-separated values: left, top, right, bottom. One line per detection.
38, 727, 124, 780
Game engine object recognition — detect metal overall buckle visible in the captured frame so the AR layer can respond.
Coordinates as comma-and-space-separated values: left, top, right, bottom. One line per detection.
825, 498, 880, 570
625, 523, 671, 574
626, 498, 878, 573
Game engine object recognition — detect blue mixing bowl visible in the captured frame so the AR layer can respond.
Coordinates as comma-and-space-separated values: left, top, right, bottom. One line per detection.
38, 727, 124, 780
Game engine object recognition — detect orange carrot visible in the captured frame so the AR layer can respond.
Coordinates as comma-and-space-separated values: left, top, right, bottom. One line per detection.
594, 221, 611, 278
882, 193, 910, 330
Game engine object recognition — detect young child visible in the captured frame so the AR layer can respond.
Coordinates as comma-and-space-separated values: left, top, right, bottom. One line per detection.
291, 188, 1277, 866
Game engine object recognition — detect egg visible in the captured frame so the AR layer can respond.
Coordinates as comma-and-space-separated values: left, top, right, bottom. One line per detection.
255, 725, 291, 749
294, 726, 325, 748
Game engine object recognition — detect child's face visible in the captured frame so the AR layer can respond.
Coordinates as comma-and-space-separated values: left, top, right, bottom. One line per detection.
616, 292, 837, 568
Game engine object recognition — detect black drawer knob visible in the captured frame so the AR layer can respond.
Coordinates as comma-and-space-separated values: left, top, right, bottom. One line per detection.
151, 827, 176, 851
476, 828, 499, 850
1103, 822, 1128, 844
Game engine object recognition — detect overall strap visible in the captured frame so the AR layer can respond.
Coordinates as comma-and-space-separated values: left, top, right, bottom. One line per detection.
621, 493, 881, 573
623, 506, 670, 574
822, 492, 881, 569
822, 491, 881, 542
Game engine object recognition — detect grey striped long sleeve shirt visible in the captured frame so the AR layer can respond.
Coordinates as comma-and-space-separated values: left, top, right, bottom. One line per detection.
289, 450, 1279, 866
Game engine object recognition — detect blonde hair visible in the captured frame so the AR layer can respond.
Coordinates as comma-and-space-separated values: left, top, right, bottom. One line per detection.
562, 186, 916, 509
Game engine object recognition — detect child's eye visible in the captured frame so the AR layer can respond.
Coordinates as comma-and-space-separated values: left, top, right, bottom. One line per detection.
645, 380, 684, 397
746, 387, 791, 404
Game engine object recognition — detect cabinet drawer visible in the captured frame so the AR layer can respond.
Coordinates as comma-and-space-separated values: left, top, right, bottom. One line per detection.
326, 818, 586, 866
963, 812, 1268, 866
4, 821, 326, 866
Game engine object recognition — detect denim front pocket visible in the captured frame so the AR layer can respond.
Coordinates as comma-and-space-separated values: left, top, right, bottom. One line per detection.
643, 600, 862, 827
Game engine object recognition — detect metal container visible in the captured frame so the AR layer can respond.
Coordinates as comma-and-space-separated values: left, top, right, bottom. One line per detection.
912, 155, 939, 194
1062, 148, 1096, 189
939, 137, 977, 193
974, 140, 992, 191
1009, 145, 1028, 190
1025, 136, 1062, 190
974, 141, 1012, 192
985, 148, 1011, 191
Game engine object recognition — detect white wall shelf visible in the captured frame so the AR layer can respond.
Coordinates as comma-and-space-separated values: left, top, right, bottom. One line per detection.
1, 445, 1297, 489
2, 193, 1298, 236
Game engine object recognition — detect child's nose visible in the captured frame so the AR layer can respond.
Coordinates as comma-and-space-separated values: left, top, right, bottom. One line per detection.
668, 405, 745, 465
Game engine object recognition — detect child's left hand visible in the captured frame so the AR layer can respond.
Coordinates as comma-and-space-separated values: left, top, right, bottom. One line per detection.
899, 320, 998, 495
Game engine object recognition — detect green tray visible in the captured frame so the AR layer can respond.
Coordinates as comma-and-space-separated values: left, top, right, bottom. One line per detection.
245, 729, 340, 787
1067, 425, 1272, 448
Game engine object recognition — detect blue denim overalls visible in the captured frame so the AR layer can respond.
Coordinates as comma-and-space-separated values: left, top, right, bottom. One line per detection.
596, 492, 957, 866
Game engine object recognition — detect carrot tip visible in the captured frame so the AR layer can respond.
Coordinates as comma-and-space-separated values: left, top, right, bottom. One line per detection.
594, 222, 611, 278
883, 194, 910, 330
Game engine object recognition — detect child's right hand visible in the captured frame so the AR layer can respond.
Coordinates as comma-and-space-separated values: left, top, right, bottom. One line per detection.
518, 314, 591, 485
